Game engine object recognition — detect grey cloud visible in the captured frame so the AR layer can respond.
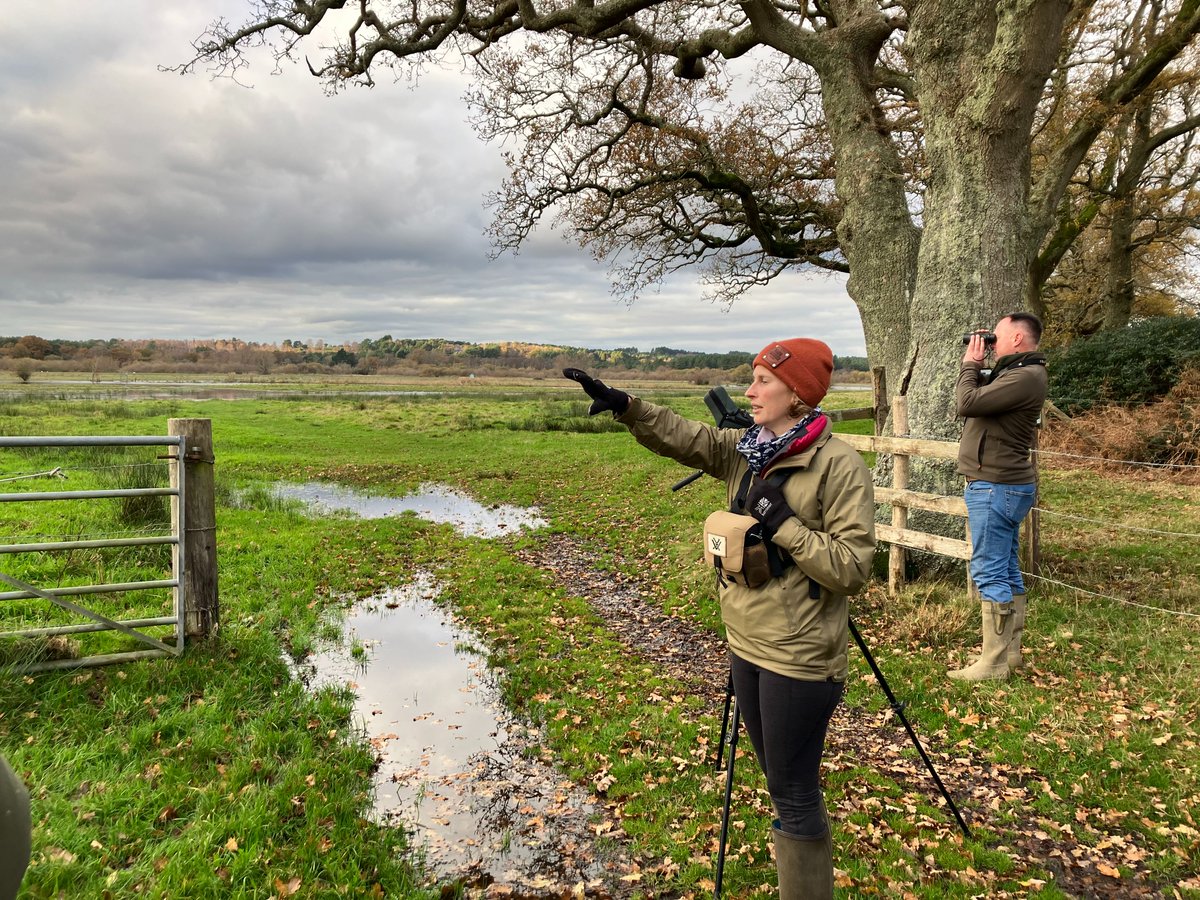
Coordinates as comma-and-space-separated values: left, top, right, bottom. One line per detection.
0, 1, 866, 356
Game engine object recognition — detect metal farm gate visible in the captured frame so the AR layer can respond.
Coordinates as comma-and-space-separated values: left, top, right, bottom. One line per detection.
0, 435, 187, 673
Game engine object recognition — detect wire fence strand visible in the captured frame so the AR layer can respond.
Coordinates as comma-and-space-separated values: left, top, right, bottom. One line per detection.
1035, 507, 1200, 540
1035, 449, 1200, 471
1024, 572, 1200, 620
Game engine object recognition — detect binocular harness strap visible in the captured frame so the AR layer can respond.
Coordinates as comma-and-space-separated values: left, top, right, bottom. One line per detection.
733, 469, 796, 580
733, 468, 823, 600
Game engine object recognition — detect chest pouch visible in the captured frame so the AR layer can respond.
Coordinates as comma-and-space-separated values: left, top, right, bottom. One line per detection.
703, 511, 773, 588
704, 468, 804, 589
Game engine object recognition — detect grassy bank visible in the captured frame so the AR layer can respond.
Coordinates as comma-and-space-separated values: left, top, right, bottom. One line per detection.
0, 381, 1196, 898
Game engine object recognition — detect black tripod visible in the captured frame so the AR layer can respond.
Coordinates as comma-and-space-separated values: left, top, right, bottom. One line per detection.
712, 620, 972, 898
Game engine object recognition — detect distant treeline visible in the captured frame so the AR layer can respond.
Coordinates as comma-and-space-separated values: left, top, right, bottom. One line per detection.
0, 334, 869, 378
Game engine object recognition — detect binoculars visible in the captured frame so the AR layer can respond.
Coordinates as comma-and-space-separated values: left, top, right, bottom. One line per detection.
962, 332, 997, 347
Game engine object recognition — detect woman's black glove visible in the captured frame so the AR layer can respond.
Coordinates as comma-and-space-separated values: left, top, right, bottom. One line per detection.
562, 368, 630, 416
746, 478, 794, 534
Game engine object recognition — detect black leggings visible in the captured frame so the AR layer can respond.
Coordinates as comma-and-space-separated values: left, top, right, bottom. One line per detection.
729, 652, 843, 838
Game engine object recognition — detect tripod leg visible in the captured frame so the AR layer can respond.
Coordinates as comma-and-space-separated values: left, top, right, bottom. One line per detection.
714, 702, 739, 900
848, 617, 972, 840
715, 670, 734, 772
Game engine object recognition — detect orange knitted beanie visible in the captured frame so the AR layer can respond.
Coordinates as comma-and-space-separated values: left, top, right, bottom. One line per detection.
752, 338, 834, 408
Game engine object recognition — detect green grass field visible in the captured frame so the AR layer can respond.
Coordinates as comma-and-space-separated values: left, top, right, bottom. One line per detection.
0, 378, 1196, 898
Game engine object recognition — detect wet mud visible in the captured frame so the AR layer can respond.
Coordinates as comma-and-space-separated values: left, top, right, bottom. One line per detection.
292, 576, 635, 897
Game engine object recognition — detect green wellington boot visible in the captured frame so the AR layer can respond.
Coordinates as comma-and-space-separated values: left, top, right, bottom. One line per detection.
949, 602, 1014, 681
967, 593, 1026, 669
773, 822, 833, 899
1007, 593, 1027, 669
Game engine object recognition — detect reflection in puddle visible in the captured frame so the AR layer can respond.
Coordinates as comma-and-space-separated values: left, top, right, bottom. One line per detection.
293, 576, 628, 895
270, 481, 547, 537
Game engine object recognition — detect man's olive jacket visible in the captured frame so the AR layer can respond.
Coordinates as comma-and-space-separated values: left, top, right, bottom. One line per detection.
956, 351, 1048, 484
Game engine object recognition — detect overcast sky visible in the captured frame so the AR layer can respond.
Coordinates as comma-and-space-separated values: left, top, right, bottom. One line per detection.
0, 2, 866, 357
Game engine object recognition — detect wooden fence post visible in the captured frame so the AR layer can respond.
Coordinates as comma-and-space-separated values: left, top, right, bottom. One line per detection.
888, 395, 909, 596
1021, 425, 1042, 579
169, 419, 219, 639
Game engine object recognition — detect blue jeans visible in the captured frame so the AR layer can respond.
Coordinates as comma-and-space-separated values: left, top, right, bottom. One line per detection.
964, 480, 1036, 605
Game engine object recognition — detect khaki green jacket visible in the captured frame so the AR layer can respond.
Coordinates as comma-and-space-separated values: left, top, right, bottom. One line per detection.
618, 398, 876, 681
956, 351, 1048, 484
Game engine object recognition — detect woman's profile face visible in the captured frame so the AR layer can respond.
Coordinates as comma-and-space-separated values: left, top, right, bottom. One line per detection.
745, 365, 799, 434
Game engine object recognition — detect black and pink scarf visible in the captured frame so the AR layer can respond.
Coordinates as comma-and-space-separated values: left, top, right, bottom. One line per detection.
736, 410, 827, 475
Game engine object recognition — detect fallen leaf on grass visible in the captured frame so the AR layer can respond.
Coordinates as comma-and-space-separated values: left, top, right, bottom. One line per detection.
274, 876, 302, 896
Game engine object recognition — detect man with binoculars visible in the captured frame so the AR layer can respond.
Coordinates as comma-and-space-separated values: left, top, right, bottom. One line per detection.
950, 313, 1048, 682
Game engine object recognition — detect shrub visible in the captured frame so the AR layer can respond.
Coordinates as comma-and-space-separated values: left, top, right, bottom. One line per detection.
1040, 364, 1200, 473
1047, 316, 1200, 414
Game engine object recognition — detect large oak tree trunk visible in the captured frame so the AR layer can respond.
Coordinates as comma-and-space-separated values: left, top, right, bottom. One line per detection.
851, 3, 1067, 501
811, 43, 919, 434
806, 2, 1071, 562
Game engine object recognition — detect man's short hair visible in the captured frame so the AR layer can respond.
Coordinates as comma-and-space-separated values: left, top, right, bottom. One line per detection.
1004, 312, 1043, 345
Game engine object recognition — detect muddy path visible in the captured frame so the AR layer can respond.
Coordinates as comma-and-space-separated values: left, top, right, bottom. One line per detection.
512, 534, 1174, 900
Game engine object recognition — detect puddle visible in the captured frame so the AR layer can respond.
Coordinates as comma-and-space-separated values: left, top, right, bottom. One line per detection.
292, 575, 630, 896
281, 483, 628, 894
270, 481, 547, 537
